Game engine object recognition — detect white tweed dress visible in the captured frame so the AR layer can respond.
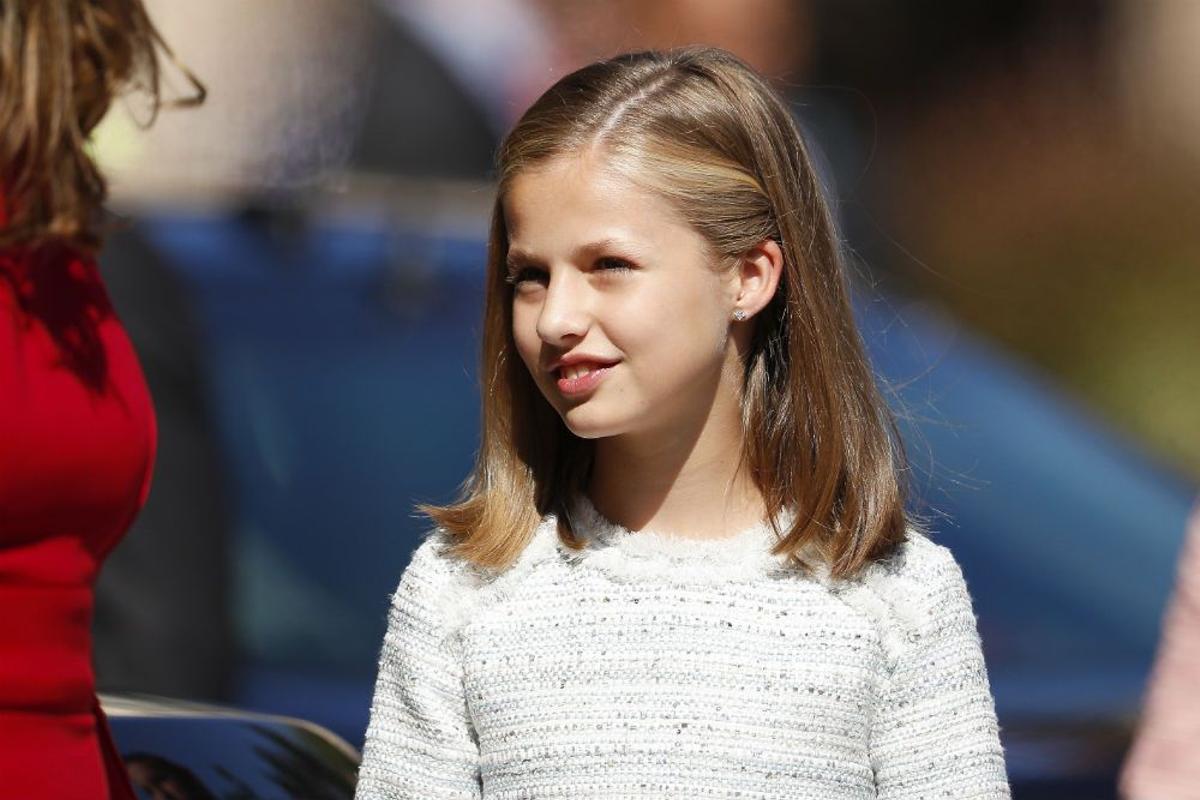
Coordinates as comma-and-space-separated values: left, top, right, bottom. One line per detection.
355, 494, 1011, 799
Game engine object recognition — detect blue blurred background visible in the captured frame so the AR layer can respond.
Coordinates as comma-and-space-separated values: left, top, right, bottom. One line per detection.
88, 1, 1200, 795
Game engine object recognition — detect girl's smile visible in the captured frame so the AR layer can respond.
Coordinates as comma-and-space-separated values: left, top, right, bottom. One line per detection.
555, 361, 618, 397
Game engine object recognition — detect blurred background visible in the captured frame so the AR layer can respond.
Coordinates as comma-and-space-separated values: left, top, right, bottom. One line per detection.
88, 1, 1198, 797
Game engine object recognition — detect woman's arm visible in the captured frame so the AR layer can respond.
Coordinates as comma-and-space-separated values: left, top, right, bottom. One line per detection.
868, 538, 1011, 799
355, 534, 482, 800
1118, 501, 1200, 800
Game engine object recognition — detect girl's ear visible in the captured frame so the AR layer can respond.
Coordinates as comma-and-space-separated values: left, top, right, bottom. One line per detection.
732, 239, 784, 318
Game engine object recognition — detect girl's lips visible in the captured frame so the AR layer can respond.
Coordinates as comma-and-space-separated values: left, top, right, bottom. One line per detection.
556, 363, 616, 396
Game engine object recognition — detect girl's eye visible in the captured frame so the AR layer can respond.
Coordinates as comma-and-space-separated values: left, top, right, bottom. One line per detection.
503, 257, 633, 287
595, 257, 633, 273
504, 267, 547, 286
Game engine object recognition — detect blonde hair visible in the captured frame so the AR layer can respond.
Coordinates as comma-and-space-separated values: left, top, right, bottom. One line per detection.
420, 46, 912, 581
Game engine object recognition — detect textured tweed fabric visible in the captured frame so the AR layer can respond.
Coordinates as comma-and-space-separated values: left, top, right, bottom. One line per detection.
356, 494, 1011, 799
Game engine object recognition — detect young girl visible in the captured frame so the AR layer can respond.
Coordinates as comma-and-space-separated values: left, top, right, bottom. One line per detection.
356, 46, 1010, 799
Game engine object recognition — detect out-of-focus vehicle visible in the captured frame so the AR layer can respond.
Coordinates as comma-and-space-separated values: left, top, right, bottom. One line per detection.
109, 179, 1194, 799
103, 693, 359, 799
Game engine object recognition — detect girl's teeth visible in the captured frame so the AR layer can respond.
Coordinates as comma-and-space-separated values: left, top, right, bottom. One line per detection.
566, 365, 594, 380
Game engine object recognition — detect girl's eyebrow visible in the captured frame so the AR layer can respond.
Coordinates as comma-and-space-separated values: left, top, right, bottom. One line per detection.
504, 250, 534, 270
506, 237, 637, 268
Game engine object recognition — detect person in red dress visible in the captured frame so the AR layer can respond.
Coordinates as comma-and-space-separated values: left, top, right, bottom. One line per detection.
0, 3, 201, 797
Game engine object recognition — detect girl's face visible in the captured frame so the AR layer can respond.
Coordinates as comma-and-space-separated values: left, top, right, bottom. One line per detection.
504, 154, 739, 441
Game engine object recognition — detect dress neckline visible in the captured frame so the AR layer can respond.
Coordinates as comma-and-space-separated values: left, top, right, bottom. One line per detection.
555, 493, 804, 583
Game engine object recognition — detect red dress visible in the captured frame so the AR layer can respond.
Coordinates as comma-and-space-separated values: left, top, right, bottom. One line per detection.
0, 219, 155, 798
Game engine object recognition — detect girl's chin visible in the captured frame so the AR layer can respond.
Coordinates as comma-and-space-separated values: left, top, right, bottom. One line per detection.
560, 408, 624, 440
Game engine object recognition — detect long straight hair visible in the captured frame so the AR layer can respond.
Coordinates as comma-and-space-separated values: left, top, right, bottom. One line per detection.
420, 46, 912, 581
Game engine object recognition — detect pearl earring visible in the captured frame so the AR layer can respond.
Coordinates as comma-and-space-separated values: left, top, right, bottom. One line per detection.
732, 309, 748, 321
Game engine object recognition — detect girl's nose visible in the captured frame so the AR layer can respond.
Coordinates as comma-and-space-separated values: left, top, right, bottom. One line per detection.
536, 272, 590, 344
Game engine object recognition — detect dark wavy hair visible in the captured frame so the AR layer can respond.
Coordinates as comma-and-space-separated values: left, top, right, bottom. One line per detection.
0, 0, 203, 251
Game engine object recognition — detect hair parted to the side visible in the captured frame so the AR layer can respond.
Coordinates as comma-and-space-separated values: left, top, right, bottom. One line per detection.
0, 0, 204, 251
418, 45, 913, 582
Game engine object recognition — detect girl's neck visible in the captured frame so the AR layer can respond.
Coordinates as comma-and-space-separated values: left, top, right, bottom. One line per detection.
587, 433, 768, 542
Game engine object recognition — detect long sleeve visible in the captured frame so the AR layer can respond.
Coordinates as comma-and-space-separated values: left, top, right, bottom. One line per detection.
355, 533, 482, 799
868, 539, 1011, 799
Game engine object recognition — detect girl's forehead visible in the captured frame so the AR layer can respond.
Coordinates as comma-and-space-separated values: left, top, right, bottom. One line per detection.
507, 156, 627, 206
503, 158, 684, 238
